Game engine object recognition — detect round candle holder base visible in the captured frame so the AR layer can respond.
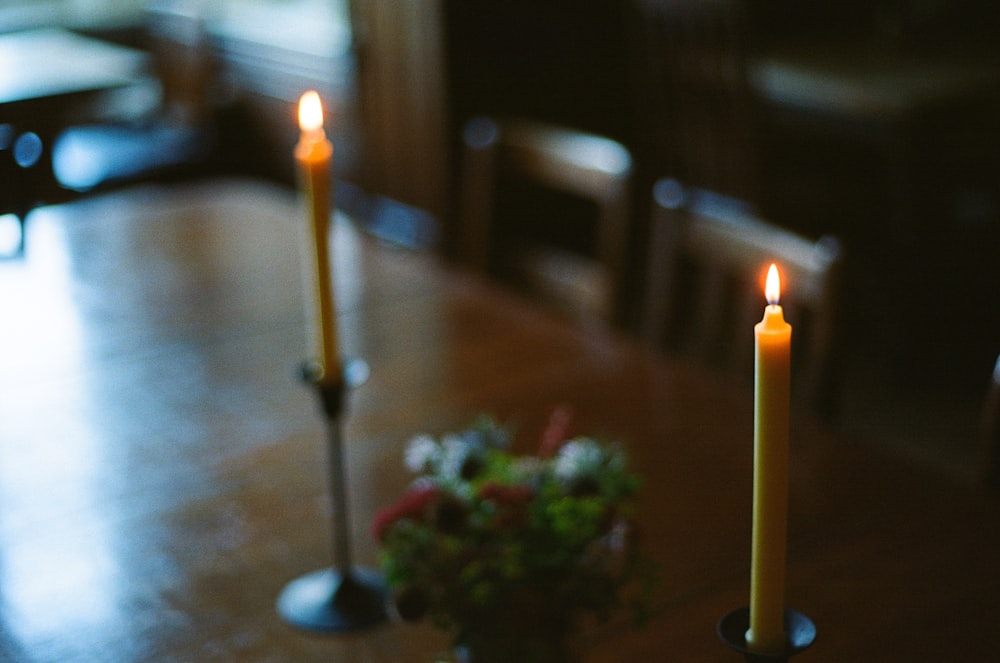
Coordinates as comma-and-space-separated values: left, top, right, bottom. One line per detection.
717, 607, 816, 662
277, 566, 387, 632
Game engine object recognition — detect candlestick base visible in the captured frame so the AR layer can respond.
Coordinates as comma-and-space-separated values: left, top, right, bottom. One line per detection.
277, 567, 388, 632
277, 356, 388, 633
718, 607, 816, 662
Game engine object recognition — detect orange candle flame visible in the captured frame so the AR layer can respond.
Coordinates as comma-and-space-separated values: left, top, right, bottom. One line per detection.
298, 90, 325, 140
765, 263, 781, 306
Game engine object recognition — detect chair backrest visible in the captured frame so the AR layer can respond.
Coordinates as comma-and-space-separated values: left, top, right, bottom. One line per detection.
459, 116, 634, 325
981, 353, 1000, 486
627, 0, 758, 203
642, 178, 844, 420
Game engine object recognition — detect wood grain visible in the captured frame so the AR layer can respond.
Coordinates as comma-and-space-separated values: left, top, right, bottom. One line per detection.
2, 178, 997, 662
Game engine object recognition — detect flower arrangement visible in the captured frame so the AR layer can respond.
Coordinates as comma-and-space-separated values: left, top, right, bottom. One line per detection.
372, 409, 652, 662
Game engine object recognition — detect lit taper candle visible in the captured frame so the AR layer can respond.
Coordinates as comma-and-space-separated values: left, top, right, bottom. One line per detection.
296, 90, 340, 383
748, 263, 791, 653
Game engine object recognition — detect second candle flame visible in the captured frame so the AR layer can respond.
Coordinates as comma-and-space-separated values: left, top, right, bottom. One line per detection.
765, 264, 781, 306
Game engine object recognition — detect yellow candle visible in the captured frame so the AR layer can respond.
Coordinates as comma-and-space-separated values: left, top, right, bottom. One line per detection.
296, 90, 340, 383
748, 263, 791, 653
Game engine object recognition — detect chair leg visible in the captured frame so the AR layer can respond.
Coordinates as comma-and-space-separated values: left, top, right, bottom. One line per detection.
16, 212, 26, 256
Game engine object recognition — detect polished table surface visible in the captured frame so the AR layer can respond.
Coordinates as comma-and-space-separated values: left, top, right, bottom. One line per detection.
0, 28, 149, 117
0, 28, 148, 104
751, 42, 1000, 121
2, 179, 999, 662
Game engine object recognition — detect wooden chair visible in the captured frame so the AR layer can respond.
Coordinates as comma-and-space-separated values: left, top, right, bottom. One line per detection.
981, 353, 1000, 487
626, 0, 759, 204
459, 116, 634, 326
641, 177, 844, 420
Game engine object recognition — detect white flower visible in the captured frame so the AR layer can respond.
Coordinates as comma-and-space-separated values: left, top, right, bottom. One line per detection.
554, 438, 605, 481
405, 434, 440, 473
439, 433, 471, 481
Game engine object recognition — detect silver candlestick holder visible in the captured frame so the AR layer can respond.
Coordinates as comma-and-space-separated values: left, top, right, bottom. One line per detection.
276, 358, 388, 632
718, 606, 816, 662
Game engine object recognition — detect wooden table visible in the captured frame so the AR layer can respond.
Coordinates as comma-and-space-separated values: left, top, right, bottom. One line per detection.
751, 43, 1000, 121
0, 28, 151, 253
750, 41, 1000, 232
1, 178, 998, 661
0, 27, 149, 127
749, 43, 1000, 383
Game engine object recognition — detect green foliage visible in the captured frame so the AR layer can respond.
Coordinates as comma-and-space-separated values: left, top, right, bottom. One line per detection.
372, 416, 651, 649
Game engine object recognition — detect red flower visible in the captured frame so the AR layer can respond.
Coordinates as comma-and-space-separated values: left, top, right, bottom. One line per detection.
371, 485, 441, 542
538, 404, 574, 458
